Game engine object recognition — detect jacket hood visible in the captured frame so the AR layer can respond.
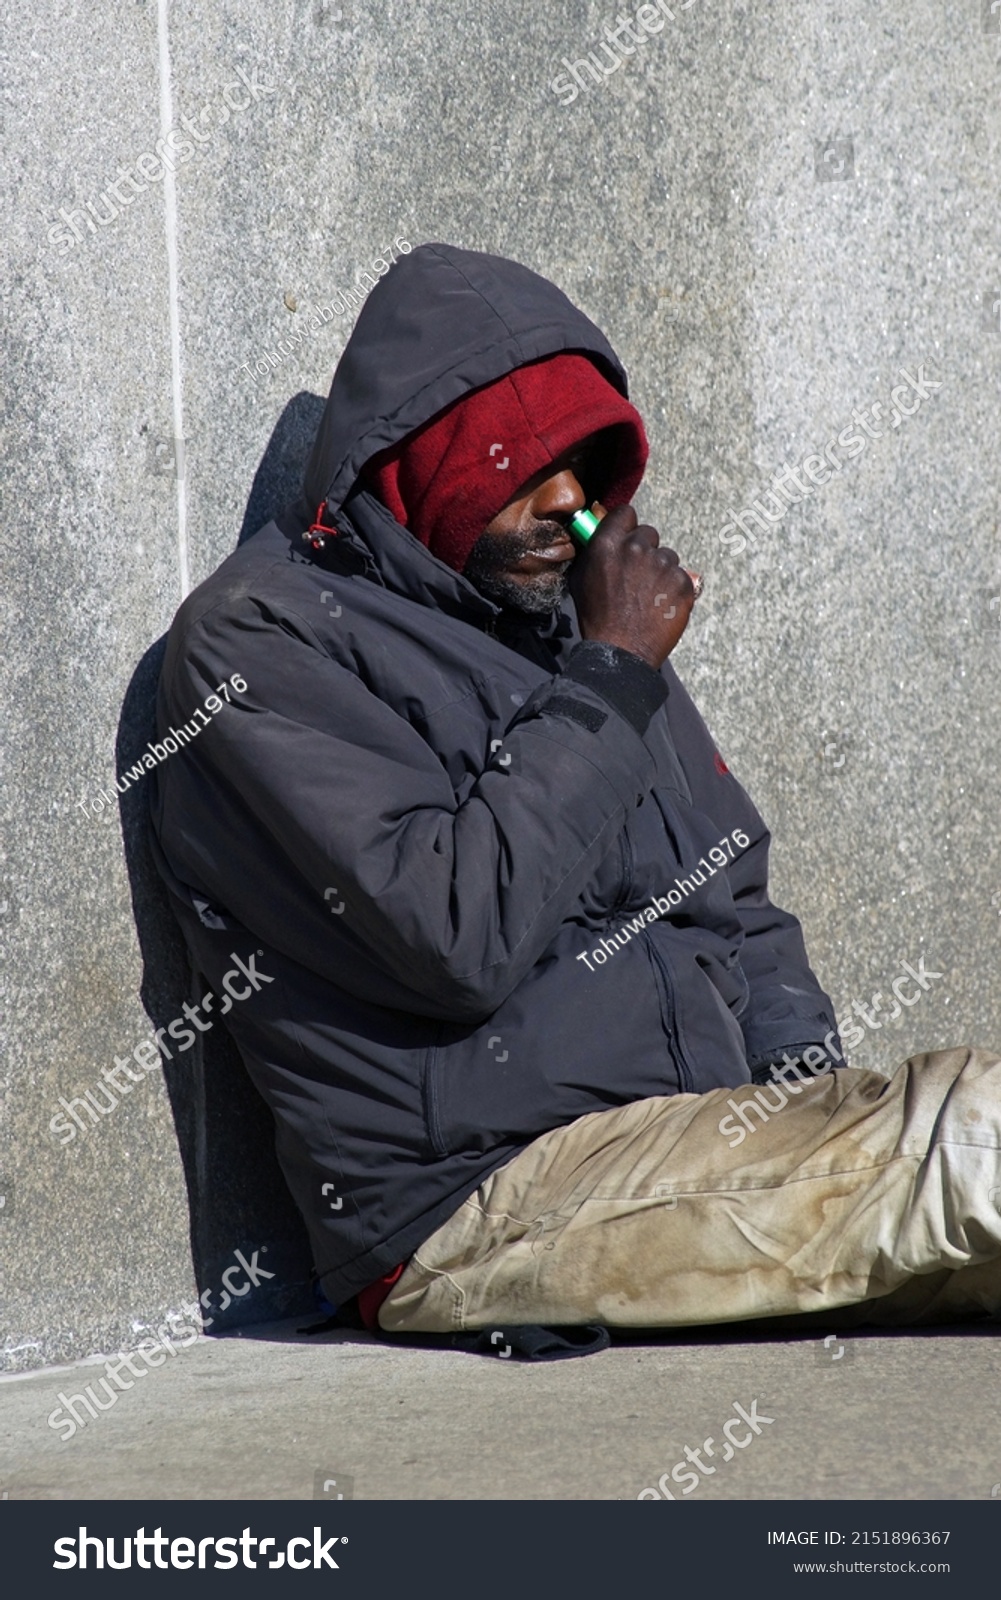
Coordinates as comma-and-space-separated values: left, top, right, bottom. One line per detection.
302, 242, 642, 523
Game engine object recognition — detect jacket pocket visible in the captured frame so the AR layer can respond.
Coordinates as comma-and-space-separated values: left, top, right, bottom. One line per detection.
644, 935, 695, 1094
421, 1023, 450, 1158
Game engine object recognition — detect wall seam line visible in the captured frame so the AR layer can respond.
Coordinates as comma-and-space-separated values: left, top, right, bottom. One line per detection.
156, 0, 190, 600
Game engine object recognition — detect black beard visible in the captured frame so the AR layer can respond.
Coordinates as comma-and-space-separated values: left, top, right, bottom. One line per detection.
462, 522, 572, 617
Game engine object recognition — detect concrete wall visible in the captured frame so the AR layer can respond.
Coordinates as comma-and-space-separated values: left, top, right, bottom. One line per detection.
3, 0, 999, 1373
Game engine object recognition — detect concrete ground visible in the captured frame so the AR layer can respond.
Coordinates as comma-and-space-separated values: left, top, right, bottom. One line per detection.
1, 1319, 999, 1501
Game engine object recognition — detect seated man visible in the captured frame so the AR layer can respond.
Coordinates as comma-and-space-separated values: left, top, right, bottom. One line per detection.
150, 242, 1001, 1339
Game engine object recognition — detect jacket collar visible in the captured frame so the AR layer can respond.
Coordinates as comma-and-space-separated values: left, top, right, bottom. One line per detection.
295, 487, 577, 664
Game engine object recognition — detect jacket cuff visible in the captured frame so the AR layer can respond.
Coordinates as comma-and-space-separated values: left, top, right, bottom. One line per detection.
562, 642, 668, 736
749, 1041, 848, 1084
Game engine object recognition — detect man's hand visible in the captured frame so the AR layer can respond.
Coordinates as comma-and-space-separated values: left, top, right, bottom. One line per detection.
569, 505, 697, 670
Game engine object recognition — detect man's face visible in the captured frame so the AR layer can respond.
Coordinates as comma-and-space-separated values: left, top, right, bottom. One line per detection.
462, 434, 603, 615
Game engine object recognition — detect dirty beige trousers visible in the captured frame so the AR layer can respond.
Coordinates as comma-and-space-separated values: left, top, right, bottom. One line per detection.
378, 1049, 1001, 1334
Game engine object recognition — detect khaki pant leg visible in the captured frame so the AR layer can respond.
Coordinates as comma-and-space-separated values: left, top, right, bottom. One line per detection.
379, 1048, 1001, 1334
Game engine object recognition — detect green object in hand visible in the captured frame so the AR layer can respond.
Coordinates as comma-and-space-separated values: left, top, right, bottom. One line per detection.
570, 508, 601, 543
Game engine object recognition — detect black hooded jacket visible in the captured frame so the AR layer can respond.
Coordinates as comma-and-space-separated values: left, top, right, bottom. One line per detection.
150, 243, 841, 1308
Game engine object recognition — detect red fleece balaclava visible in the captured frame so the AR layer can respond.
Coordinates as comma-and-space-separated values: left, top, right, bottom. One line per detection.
364, 352, 648, 573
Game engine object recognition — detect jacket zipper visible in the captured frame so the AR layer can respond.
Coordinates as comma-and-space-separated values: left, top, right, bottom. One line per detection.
610, 830, 633, 918
422, 1023, 449, 1158
646, 936, 695, 1094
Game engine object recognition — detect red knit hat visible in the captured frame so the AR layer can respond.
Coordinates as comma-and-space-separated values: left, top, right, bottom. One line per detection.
364, 352, 648, 572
